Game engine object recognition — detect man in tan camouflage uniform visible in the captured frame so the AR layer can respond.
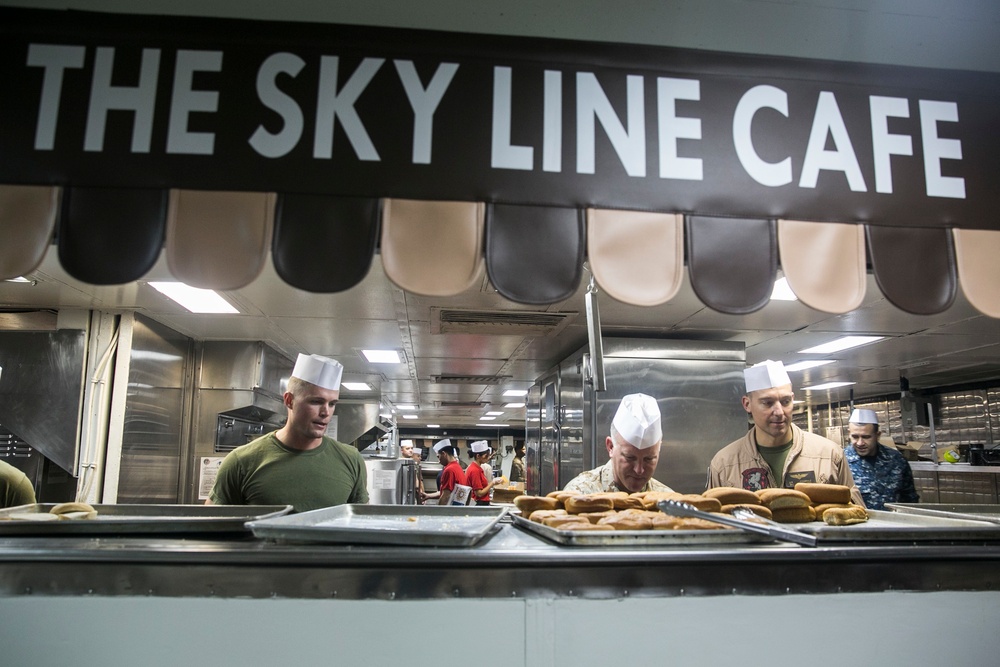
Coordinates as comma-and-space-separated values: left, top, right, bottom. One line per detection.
563, 393, 674, 494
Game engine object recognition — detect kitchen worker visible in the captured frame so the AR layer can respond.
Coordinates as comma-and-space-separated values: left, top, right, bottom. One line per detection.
846, 408, 919, 509
419, 439, 468, 505
207, 353, 368, 512
509, 441, 526, 483
707, 360, 864, 505
467, 440, 504, 505
563, 393, 674, 494
399, 439, 414, 459
0, 458, 36, 508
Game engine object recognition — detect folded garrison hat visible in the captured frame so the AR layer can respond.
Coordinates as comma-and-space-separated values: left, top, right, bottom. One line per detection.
744, 360, 791, 392
612, 393, 662, 449
291, 353, 344, 390
849, 408, 879, 425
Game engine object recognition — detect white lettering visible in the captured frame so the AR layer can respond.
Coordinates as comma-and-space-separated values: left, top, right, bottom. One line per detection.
869, 96, 913, 194
576, 72, 645, 176
657, 77, 702, 180
166, 50, 222, 155
394, 60, 459, 165
543, 70, 562, 172
491, 66, 533, 170
799, 91, 866, 191
84, 47, 160, 153
314, 56, 383, 161
733, 85, 791, 187
920, 100, 965, 199
26, 44, 86, 150
250, 52, 306, 158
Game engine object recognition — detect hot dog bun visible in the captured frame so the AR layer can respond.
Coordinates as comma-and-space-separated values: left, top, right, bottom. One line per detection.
770, 506, 816, 523
721, 503, 773, 520
564, 494, 616, 514
794, 482, 851, 505
514, 495, 560, 515
823, 505, 869, 525
677, 494, 723, 513
756, 488, 812, 509
703, 486, 761, 505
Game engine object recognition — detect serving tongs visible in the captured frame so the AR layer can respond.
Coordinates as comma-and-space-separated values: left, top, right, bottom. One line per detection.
657, 499, 818, 547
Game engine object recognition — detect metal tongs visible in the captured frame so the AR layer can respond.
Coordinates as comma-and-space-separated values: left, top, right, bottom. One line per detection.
658, 499, 818, 547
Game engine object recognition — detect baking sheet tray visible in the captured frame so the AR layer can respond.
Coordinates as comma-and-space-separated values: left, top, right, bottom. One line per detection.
246, 504, 507, 546
0, 504, 293, 535
791, 509, 1000, 542
884, 503, 1000, 526
511, 514, 772, 546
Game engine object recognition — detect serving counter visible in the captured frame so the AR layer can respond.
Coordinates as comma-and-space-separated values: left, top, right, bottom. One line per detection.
2, 519, 1000, 666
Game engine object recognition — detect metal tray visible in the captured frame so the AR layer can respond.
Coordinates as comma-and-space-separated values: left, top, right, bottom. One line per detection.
0, 504, 293, 535
884, 503, 1000, 526
511, 514, 772, 546
246, 504, 508, 547
791, 509, 1000, 542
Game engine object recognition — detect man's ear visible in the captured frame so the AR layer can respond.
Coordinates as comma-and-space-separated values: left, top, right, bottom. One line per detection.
605, 436, 615, 456
283, 391, 294, 409
741, 394, 752, 413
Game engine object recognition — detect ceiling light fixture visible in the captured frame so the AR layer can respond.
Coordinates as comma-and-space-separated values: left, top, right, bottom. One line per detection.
782, 360, 835, 372
485, 411, 504, 416
396, 405, 417, 411
479, 416, 496, 421
341, 382, 372, 391
149, 282, 238, 314
402, 414, 418, 419
802, 381, 855, 391
5, 276, 32, 283
504, 402, 525, 408
769, 277, 798, 301
799, 336, 884, 354
477, 423, 504, 427
362, 349, 401, 363
503, 389, 528, 397
426, 424, 440, 428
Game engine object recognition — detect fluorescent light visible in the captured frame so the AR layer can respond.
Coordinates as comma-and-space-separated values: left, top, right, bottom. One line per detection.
396, 405, 417, 411
485, 411, 504, 416
527, 417, 540, 422
341, 382, 371, 391
802, 381, 855, 391
477, 423, 504, 427
503, 389, 528, 397
426, 424, 440, 428
504, 403, 525, 408
402, 414, 418, 420
479, 416, 496, 421
770, 277, 798, 301
149, 282, 238, 314
799, 336, 884, 354
5, 276, 31, 283
362, 349, 401, 363
783, 360, 835, 372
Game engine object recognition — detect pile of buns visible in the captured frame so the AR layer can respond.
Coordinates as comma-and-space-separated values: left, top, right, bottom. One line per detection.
0, 502, 98, 522
513, 482, 867, 531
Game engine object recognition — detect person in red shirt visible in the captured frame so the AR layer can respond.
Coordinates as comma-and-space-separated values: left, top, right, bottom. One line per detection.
467, 440, 503, 505
420, 439, 468, 505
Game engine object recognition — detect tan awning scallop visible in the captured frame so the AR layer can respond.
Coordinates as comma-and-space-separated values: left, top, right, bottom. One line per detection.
953, 228, 1000, 318
0, 185, 58, 281
777, 219, 867, 314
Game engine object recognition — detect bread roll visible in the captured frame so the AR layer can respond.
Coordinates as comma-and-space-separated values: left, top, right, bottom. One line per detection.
579, 510, 617, 524
542, 515, 592, 528
675, 517, 731, 530
514, 495, 560, 515
639, 491, 683, 509
677, 494, 723, 513
527, 508, 567, 523
546, 490, 579, 504
611, 495, 645, 510
794, 482, 851, 505
823, 505, 869, 525
564, 495, 616, 514
650, 515, 684, 530
770, 506, 816, 523
50, 502, 97, 516
812, 503, 853, 521
561, 522, 616, 531
597, 513, 652, 530
721, 503, 773, 520
704, 486, 761, 505
756, 488, 811, 509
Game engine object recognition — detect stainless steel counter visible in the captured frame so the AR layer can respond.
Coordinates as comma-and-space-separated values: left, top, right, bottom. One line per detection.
2, 521, 1000, 600
910, 462, 1000, 503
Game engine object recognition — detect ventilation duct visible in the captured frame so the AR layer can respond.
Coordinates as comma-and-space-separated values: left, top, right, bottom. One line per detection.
431, 308, 576, 336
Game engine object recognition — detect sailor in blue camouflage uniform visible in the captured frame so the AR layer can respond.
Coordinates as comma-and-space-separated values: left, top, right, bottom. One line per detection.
845, 408, 919, 510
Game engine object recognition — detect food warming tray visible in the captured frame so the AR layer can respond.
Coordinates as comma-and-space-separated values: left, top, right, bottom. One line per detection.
511, 514, 772, 546
0, 503, 293, 535
246, 504, 507, 547
884, 503, 1000, 526
790, 509, 1000, 542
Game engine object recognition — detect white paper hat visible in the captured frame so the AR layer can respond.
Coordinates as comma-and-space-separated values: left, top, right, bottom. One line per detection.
412, 447, 422, 454
744, 360, 791, 393
612, 393, 662, 449
432, 438, 453, 453
291, 353, 344, 390
470, 440, 490, 453
400, 439, 414, 448
849, 408, 879, 425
